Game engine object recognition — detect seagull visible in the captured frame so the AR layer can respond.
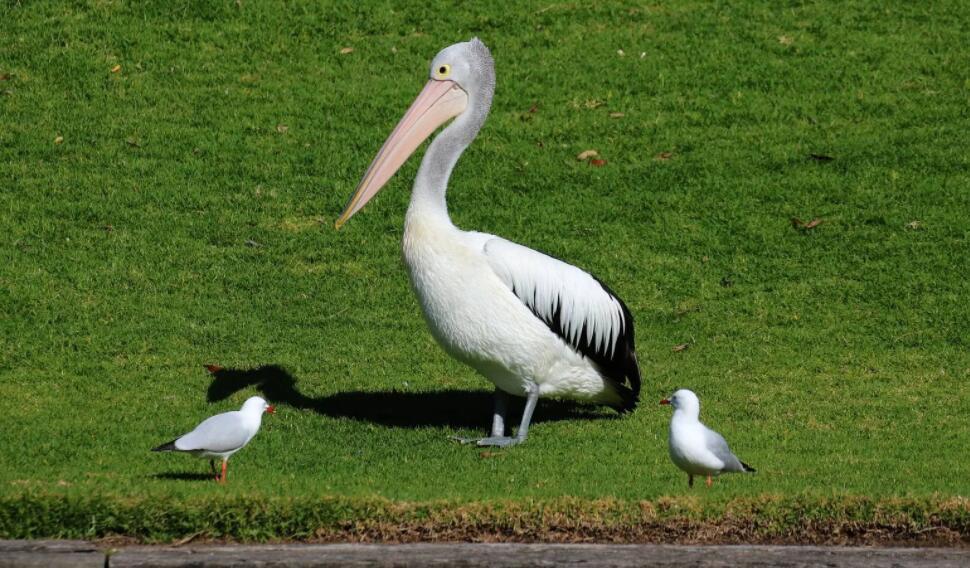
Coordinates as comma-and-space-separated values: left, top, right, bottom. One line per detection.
334, 38, 641, 447
661, 389, 755, 487
152, 396, 274, 483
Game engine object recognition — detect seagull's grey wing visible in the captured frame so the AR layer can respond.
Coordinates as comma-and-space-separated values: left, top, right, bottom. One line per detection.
703, 426, 746, 472
175, 411, 250, 453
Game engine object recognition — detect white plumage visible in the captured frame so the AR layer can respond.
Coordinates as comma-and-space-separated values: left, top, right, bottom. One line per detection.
662, 389, 755, 487
152, 396, 274, 483
337, 39, 641, 446
403, 220, 638, 408
484, 238, 627, 358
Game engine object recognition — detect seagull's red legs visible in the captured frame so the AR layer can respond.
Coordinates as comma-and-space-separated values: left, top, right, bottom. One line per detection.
706, 475, 713, 487
218, 460, 228, 484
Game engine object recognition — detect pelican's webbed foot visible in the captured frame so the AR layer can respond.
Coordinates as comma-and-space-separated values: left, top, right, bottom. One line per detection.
453, 385, 539, 448
451, 435, 485, 444
474, 435, 523, 448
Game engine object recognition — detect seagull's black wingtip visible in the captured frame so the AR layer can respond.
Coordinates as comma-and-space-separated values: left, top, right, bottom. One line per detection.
741, 460, 757, 473
151, 440, 178, 452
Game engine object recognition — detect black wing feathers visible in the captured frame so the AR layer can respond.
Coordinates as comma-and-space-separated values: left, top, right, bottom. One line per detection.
517, 275, 641, 412
151, 440, 178, 452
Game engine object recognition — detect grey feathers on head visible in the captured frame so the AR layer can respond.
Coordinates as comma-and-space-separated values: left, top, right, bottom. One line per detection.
468, 37, 493, 66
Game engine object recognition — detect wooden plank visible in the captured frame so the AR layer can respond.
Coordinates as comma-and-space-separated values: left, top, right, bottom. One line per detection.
0, 540, 102, 568
108, 543, 970, 567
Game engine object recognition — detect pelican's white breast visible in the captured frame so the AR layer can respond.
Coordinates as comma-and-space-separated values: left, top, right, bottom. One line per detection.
402, 216, 606, 398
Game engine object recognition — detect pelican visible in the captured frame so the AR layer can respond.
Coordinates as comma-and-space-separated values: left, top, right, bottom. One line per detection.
336, 39, 641, 446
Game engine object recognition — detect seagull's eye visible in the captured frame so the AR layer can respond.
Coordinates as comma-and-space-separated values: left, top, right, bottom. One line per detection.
436, 64, 451, 78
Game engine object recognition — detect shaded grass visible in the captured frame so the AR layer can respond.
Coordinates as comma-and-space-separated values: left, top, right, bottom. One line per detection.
0, 0, 968, 541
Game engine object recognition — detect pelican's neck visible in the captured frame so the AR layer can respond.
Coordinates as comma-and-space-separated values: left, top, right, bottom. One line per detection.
407, 73, 494, 230
407, 124, 469, 227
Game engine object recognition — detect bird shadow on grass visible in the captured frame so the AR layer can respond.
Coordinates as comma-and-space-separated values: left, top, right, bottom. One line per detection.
205, 364, 615, 430
150, 472, 215, 482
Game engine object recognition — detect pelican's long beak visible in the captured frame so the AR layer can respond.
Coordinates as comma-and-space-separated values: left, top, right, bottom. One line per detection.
335, 79, 468, 228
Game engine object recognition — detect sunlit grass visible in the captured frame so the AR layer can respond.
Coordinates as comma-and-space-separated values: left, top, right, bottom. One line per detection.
0, 0, 967, 538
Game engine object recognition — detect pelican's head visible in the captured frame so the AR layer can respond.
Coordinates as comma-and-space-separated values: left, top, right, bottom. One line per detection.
427, 39, 494, 105
335, 38, 494, 228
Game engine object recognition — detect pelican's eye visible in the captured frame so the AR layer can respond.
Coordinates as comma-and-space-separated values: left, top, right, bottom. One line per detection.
435, 64, 451, 79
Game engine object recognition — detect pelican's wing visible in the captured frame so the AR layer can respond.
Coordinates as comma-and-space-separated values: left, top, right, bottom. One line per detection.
482, 237, 640, 410
174, 411, 250, 453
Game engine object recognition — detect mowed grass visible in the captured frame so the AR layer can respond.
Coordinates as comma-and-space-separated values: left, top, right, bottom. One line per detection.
0, 0, 968, 540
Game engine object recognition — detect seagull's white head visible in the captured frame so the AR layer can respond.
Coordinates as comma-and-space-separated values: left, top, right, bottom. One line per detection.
242, 396, 275, 415
660, 389, 700, 418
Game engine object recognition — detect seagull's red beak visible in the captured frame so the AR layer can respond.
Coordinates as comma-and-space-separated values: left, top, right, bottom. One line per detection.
660, 399, 671, 405
265, 405, 276, 414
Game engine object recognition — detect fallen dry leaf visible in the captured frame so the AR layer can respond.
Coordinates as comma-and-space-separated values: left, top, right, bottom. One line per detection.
125, 138, 141, 148
791, 217, 824, 230
617, 49, 625, 57
276, 124, 289, 133
778, 35, 794, 46
0, 73, 10, 81
54, 135, 64, 145
172, 531, 204, 547
672, 343, 690, 353
576, 149, 599, 161
656, 151, 673, 160
339, 47, 354, 54
906, 220, 922, 230
110, 64, 122, 73
479, 451, 505, 459
590, 158, 607, 167
528, 104, 538, 114
103, 225, 115, 232
204, 364, 224, 374
810, 153, 834, 162
609, 112, 625, 118
245, 239, 263, 248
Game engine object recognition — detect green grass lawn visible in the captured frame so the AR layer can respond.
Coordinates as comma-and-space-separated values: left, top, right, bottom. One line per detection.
1, 0, 968, 542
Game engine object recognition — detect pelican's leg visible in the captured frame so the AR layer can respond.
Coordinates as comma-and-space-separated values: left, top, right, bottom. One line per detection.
476, 384, 539, 448
490, 388, 508, 437
452, 388, 509, 443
